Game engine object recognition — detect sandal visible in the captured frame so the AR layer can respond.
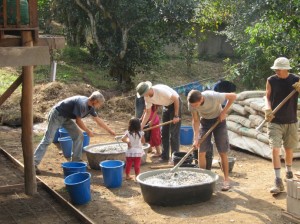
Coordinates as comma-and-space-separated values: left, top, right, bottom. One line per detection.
126, 176, 133, 180
221, 181, 230, 191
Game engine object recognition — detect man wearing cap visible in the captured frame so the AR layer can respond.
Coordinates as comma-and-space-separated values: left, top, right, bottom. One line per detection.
136, 81, 181, 163
34, 91, 116, 174
265, 57, 300, 194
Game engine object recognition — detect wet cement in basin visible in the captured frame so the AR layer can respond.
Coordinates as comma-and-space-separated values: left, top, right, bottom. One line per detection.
137, 168, 219, 206
84, 142, 150, 169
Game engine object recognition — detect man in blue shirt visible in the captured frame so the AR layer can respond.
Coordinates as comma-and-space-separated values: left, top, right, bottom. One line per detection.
34, 91, 116, 174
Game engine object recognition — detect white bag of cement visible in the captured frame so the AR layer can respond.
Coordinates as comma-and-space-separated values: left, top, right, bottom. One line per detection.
231, 104, 248, 116
227, 114, 254, 128
236, 91, 265, 101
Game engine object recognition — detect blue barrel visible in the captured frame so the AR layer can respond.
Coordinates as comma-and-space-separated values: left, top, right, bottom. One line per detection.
64, 172, 91, 205
58, 136, 73, 158
59, 128, 69, 138
53, 128, 60, 143
100, 160, 124, 188
180, 126, 194, 145
61, 161, 87, 178
83, 132, 90, 148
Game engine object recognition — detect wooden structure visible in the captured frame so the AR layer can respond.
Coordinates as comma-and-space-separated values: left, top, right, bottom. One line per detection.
0, 0, 65, 195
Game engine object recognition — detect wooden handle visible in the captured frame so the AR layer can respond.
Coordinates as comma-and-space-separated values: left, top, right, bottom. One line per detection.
143, 120, 174, 132
170, 120, 220, 172
256, 89, 297, 131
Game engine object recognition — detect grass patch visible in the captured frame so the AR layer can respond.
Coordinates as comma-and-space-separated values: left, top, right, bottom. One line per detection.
0, 68, 21, 95
1, 46, 226, 95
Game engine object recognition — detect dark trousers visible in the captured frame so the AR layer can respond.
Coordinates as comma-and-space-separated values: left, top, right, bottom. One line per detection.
135, 96, 145, 119
193, 141, 214, 169
161, 99, 182, 160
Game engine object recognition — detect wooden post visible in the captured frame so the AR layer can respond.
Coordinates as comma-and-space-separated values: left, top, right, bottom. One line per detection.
21, 30, 37, 195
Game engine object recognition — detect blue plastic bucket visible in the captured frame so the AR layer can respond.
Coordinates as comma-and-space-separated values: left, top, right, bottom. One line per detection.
53, 128, 60, 143
83, 132, 90, 148
61, 161, 87, 178
64, 172, 91, 205
58, 136, 73, 158
180, 126, 194, 145
100, 160, 124, 188
59, 128, 69, 138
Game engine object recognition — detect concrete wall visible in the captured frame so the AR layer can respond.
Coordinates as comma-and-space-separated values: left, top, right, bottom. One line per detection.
197, 31, 234, 58
164, 31, 234, 58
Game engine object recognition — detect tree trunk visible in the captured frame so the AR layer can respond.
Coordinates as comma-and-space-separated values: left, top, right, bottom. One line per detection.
109, 60, 134, 91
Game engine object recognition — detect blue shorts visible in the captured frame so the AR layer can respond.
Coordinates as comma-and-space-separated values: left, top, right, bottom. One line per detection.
199, 118, 229, 153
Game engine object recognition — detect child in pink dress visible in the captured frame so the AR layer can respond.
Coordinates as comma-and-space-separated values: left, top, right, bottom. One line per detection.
121, 118, 145, 180
147, 105, 162, 157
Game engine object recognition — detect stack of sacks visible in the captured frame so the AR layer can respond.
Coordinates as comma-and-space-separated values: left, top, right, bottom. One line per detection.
226, 90, 300, 159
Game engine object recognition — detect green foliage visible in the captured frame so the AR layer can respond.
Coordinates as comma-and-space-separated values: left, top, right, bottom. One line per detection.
0, 69, 20, 95
223, 0, 300, 89
34, 47, 118, 90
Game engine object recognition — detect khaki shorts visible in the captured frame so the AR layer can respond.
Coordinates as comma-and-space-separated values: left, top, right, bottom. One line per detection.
268, 122, 298, 149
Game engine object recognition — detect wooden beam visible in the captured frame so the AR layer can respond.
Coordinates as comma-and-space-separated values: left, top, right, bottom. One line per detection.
0, 184, 24, 194
21, 30, 37, 195
0, 46, 50, 66
37, 35, 66, 49
0, 74, 22, 107
0, 148, 95, 224
0, 35, 65, 48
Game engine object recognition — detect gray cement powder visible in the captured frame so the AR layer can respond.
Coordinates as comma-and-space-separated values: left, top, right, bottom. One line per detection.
143, 171, 213, 187
88, 144, 127, 154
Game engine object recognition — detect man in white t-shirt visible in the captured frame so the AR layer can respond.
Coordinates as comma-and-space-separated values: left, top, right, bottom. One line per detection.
136, 81, 181, 163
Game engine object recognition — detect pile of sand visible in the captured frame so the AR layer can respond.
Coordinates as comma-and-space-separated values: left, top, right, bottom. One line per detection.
0, 82, 134, 126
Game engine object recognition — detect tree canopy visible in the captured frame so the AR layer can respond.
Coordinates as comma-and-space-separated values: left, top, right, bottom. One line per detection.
223, 0, 300, 89
38, 0, 300, 90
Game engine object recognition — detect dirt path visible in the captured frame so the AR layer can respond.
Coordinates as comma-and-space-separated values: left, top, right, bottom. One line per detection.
0, 118, 299, 224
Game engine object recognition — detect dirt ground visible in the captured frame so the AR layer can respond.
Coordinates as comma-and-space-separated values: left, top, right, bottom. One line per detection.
0, 115, 300, 224
0, 81, 299, 223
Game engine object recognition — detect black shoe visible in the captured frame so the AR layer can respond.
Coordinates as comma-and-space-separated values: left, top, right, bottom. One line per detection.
35, 165, 41, 175
285, 171, 293, 180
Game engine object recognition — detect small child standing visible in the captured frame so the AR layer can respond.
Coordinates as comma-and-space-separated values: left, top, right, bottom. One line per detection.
148, 105, 161, 157
121, 118, 145, 180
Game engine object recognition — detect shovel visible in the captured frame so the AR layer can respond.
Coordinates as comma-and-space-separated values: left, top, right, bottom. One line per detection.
143, 120, 174, 132
170, 119, 220, 173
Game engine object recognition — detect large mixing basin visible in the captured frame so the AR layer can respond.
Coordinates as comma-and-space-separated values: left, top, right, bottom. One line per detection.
84, 142, 150, 170
137, 168, 219, 206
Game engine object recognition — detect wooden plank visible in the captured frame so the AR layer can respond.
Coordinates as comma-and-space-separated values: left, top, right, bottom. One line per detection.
0, 184, 24, 193
21, 30, 37, 196
0, 74, 22, 107
0, 46, 50, 66
29, 0, 38, 28
0, 148, 95, 224
282, 211, 300, 224
38, 35, 66, 49
0, 35, 65, 48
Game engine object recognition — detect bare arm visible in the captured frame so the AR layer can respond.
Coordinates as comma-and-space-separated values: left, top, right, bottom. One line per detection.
141, 135, 146, 144
75, 117, 93, 136
141, 108, 151, 129
171, 94, 180, 123
265, 80, 272, 109
191, 111, 200, 148
219, 93, 236, 121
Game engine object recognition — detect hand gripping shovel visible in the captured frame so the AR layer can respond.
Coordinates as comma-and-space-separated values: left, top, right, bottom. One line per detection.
170, 119, 220, 173
256, 89, 297, 131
